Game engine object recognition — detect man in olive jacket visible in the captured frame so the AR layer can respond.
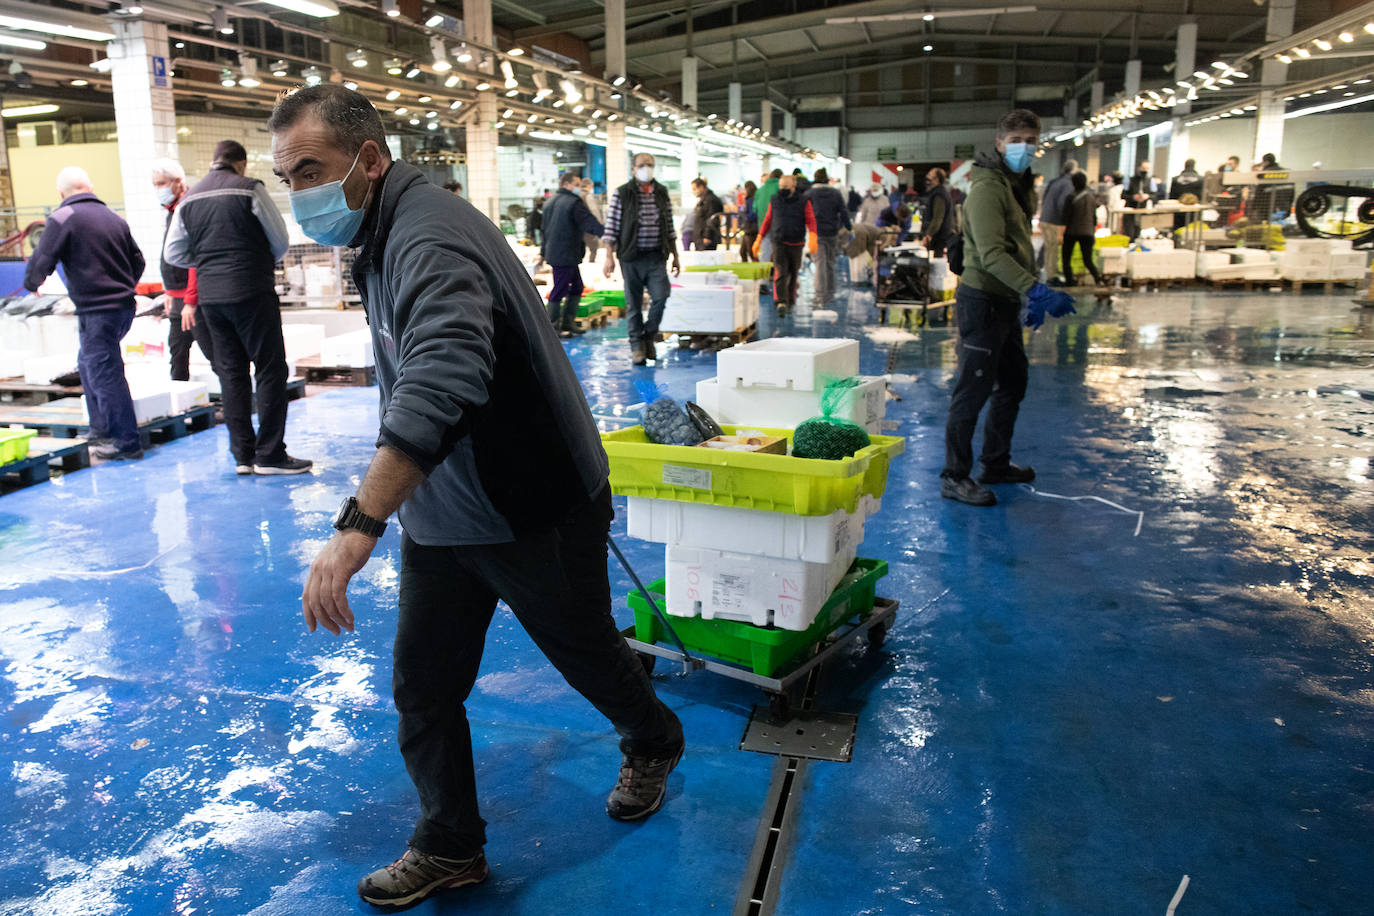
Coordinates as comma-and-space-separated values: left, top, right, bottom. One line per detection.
941, 109, 1075, 507
277, 86, 683, 909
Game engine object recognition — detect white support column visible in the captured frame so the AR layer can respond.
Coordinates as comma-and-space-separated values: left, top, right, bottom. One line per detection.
606, 121, 628, 192
109, 17, 177, 282
783, 109, 794, 141
1087, 79, 1104, 177
680, 139, 698, 211
761, 99, 772, 137
681, 56, 698, 111
1254, 0, 1295, 165
464, 0, 499, 222
1169, 22, 1197, 179
728, 82, 742, 123
1118, 59, 1141, 175
604, 0, 628, 192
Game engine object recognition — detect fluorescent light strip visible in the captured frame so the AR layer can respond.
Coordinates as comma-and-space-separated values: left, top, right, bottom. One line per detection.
0, 32, 46, 50
1283, 92, 1374, 119
0, 13, 113, 41
260, 0, 339, 16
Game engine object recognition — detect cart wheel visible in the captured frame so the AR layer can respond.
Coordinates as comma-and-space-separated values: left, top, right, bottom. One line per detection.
638, 652, 657, 675
768, 692, 791, 721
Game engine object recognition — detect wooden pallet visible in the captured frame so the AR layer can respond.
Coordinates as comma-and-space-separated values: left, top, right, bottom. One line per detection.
299, 364, 376, 386
572, 308, 615, 331
0, 377, 84, 405
1, 436, 91, 491
1205, 277, 1263, 292
0, 399, 216, 450
1126, 278, 1192, 292
1283, 278, 1344, 295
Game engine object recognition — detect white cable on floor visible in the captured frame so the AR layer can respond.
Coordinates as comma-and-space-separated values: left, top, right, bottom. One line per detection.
1018, 484, 1144, 537
36, 543, 184, 578
1166, 875, 1190, 915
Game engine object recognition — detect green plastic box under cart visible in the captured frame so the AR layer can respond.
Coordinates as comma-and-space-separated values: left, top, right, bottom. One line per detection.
626, 558, 888, 676
601, 424, 904, 516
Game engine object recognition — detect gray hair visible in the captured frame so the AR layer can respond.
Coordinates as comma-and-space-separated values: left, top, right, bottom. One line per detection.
268, 84, 388, 158
1062, 159, 1079, 174
56, 166, 93, 196
150, 157, 185, 182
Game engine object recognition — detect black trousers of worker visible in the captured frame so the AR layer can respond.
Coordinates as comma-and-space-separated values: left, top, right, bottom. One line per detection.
198, 292, 291, 466
942, 284, 1029, 480
167, 296, 217, 381
395, 486, 684, 859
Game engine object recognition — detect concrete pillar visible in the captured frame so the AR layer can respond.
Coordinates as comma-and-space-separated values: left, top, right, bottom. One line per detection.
1087, 79, 1105, 178
761, 99, 772, 137
606, 121, 628, 192
1168, 22, 1197, 180
1254, 0, 1295, 166
728, 82, 742, 123
681, 56, 698, 111
463, 0, 499, 222
110, 18, 178, 281
783, 109, 794, 141
1118, 59, 1141, 175
680, 140, 698, 211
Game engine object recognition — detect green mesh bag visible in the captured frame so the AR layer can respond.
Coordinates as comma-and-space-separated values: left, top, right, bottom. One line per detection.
791, 377, 871, 460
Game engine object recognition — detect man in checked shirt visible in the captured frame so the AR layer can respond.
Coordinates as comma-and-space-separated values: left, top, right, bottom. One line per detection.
602, 152, 681, 366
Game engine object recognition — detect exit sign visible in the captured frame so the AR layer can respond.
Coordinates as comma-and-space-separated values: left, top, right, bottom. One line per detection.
876, 147, 897, 160
954, 144, 975, 160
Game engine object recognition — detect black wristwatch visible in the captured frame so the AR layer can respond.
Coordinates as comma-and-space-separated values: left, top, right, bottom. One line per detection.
333, 496, 387, 538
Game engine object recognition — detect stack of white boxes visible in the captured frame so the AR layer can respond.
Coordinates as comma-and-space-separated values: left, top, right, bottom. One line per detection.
627, 338, 886, 631
1127, 240, 1195, 281
1279, 238, 1369, 282
1098, 245, 1129, 276
678, 248, 742, 268
1196, 248, 1281, 282
658, 274, 761, 335
321, 329, 375, 367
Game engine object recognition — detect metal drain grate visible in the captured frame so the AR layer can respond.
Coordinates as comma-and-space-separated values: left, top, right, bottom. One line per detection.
739, 708, 858, 763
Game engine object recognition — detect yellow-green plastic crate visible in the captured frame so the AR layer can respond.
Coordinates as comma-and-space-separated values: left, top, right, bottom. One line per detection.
602, 424, 904, 516
684, 262, 773, 281
0, 428, 36, 465
627, 558, 888, 676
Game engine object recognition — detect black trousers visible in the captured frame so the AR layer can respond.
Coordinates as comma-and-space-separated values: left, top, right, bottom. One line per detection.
394, 486, 683, 859
199, 292, 291, 466
942, 284, 1029, 479
1061, 235, 1103, 285
772, 243, 803, 306
168, 297, 217, 381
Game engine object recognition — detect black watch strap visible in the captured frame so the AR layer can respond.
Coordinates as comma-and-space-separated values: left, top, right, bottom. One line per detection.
334, 497, 387, 538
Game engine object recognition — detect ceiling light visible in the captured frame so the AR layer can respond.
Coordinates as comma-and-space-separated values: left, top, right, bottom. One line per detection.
1192, 70, 1208, 79
506, 88, 519, 96
240, 75, 261, 88
425, 13, 443, 27
0, 33, 46, 50
516, 123, 526, 133
70, 78, 88, 86
426, 111, 438, 118
346, 48, 368, 68
1339, 31, 1354, 43
1314, 39, 1332, 51
450, 100, 462, 109
382, 0, 399, 17
444, 74, 460, 88
302, 65, 322, 85
384, 57, 403, 75
271, 60, 288, 77
612, 74, 626, 87
1277, 54, 1292, 64
456, 43, 472, 63
503, 108, 513, 117
559, 78, 580, 102
428, 121, 438, 130
395, 106, 408, 114
923, 44, 933, 52
213, 6, 232, 34
343, 80, 357, 90
0, 12, 114, 41
1, 103, 59, 117
220, 68, 237, 87
409, 118, 419, 125
261, 0, 338, 16
1177, 81, 1190, 88
418, 94, 432, 102
1366, 22, 1374, 35
475, 81, 490, 90
552, 98, 563, 107
494, 121, 504, 128
406, 67, 421, 78
1357, 78, 1371, 85
500, 60, 515, 82
431, 36, 451, 71
1212, 61, 1227, 69
544, 116, 554, 123
508, 47, 523, 56
1295, 47, 1310, 58
385, 89, 400, 100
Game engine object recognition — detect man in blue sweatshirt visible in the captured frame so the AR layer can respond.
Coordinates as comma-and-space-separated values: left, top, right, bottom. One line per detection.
540, 170, 604, 339
803, 167, 852, 305
24, 167, 146, 461
273, 86, 683, 909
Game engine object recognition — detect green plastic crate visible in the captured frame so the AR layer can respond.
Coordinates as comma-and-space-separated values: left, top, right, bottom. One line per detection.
0, 428, 36, 466
602, 424, 904, 516
684, 262, 773, 281
596, 288, 626, 308
626, 558, 888, 676
576, 293, 604, 317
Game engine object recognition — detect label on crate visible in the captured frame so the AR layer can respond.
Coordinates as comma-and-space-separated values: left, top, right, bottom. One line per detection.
711, 573, 749, 612
662, 465, 712, 490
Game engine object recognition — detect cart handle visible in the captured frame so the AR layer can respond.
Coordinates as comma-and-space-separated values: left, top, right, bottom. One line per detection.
607, 535, 702, 674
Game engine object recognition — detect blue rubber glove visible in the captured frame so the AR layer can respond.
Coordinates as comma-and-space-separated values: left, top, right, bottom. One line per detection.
1022, 282, 1076, 328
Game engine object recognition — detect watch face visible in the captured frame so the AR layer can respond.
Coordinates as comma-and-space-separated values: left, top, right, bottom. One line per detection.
334, 498, 353, 529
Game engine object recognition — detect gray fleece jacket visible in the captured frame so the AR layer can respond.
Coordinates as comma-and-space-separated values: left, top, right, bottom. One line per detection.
350, 160, 608, 545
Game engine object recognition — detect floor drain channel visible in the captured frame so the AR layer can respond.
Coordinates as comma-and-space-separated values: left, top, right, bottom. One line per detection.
734, 668, 839, 916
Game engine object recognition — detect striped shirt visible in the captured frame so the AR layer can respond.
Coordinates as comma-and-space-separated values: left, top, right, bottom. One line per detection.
602, 182, 672, 251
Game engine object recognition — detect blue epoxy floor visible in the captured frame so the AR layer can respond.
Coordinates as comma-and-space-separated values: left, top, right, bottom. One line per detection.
3, 273, 1373, 915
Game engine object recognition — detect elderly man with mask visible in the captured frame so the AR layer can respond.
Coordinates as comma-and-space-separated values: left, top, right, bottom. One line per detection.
274, 85, 684, 909
151, 158, 216, 381
940, 109, 1076, 508
602, 152, 681, 365
857, 183, 889, 226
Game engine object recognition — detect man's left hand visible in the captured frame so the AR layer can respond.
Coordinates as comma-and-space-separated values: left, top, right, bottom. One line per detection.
670, 253, 681, 276
301, 530, 376, 635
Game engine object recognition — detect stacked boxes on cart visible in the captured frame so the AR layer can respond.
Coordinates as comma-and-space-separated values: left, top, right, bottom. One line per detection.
1098, 236, 1368, 283
659, 264, 762, 335
612, 338, 900, 633
1276, 238, 1367, 282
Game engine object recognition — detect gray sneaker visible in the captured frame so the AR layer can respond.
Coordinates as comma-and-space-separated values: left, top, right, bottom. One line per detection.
606, 743, 684, 821
356, 847, 489, 909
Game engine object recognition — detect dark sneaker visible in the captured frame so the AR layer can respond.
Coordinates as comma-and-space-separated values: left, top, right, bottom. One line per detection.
357, 847, 489, 909
941, 476, 996, 506
235, 463, 254, 476
91, 443, 144, 461
254, 455, 314, 475
631, 346, 646, 366
978, 462, 1036, 485
606, 743, 684, 821
644, 338, 657, 361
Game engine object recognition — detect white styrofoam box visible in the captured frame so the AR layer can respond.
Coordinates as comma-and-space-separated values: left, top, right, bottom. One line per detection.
664, 543, 859, 630
281, 323, 326, 364
1127, 250, 1194, 280
716, 337, 860, 392
167, 380, 210, 413
321, 329, 375, 367
1196, 251, 1231, 275
81, 388, 172, 425
1280, 266, 1326, 281
696, 375, 886, 435
1205, 262, 1279, 281
1326, 238, 1354, 253
658, 285, 745, 334
1138, 237, 1174, 250
1331, 252, 1368, 271
679, 250, 725, 267
1099, 247, 1128, 274
1230, 248, 1277, 265
191, 367, 221, 396
628, 494, 877, 565
1279, 253, 1333, 271
1283, 238, 1334, 255
23, 352, 79, 385
0, 349, 27, 379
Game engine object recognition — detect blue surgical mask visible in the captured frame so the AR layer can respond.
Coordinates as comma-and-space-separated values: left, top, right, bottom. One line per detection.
289, 149, 370, 247
1002, 142, 1032, 173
